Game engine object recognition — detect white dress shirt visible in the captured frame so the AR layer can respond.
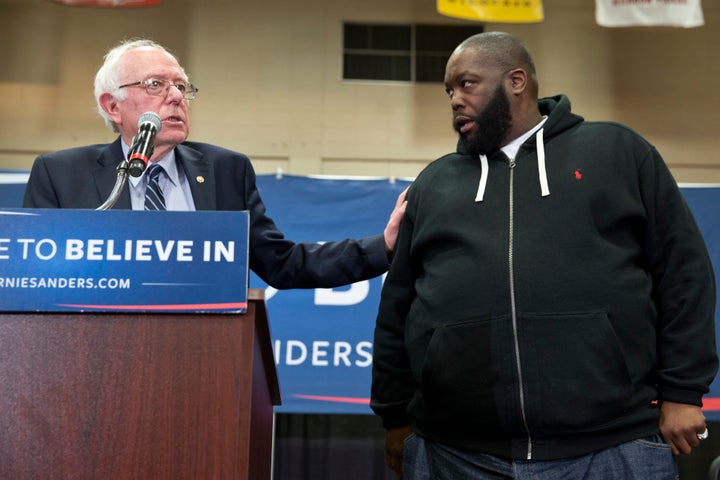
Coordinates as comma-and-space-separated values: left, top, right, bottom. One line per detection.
121, 142, 196, 211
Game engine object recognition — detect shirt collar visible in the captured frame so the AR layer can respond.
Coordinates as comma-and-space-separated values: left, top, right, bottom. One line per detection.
501, 115, 548, 161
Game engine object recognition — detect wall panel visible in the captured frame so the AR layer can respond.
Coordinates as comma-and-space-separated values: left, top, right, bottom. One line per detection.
0, 0, 717, 182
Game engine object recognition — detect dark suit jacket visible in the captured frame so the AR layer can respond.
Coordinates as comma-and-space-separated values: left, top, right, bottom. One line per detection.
23, 138, 389, 289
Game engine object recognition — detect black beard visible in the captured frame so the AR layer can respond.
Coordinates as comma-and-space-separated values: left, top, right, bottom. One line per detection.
455, 84, 513, 156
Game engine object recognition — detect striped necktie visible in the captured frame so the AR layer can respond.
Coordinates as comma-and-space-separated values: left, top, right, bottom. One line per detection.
144, 163, 166, 210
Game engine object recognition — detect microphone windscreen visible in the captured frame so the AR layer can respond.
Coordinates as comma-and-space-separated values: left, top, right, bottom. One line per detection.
137, 111, 162, 131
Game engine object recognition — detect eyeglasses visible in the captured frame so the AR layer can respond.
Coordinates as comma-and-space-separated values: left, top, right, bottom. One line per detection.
118, 77, 199, 100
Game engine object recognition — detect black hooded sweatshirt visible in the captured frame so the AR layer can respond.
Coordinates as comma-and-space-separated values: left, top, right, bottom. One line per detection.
371, 95, 717, 460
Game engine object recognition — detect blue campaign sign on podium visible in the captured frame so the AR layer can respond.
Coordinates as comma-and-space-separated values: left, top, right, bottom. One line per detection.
0, 209, 249, 313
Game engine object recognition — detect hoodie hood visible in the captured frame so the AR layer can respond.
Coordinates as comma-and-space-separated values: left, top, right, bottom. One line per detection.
472, 94, 584, 202
537, 94, 585, 139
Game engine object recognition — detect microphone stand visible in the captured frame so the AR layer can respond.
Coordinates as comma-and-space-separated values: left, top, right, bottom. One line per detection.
95, 159, 131, 211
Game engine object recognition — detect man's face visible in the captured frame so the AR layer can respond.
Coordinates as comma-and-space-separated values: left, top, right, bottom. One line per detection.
109, 47, 191, 158
444, 47, 513, 156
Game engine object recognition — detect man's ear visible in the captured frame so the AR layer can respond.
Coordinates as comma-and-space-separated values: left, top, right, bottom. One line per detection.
507, 68, 528, 95
99, 92, 122, 125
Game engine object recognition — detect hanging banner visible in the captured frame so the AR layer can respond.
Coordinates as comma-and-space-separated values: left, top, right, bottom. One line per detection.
250, 175, 411, 414
437, 0, 544, 23
249, 175, 720, 418
595, 0, 704, 28
0, 172, 719, 417
0, 172, 28, 207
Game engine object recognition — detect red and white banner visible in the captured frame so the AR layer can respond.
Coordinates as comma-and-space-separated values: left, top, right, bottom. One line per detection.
595, 0, 704, 28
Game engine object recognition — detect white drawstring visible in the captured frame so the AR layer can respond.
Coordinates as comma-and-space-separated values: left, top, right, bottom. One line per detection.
475, 154, 489, 202
474, 128, 549, 202
537, 128, 550, 197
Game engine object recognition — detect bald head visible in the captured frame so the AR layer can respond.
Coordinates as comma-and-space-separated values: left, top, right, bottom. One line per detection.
452, 32, 539, 97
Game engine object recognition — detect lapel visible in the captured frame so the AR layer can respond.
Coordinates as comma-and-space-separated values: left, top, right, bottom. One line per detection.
91, 141, 216, 210
175, 144, 217, 210
92, 138, 132, 209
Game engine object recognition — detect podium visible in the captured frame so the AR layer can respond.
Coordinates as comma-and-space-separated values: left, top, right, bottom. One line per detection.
0, 288, 281, 479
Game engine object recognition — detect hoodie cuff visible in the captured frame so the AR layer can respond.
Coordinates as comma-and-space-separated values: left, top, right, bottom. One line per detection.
659, 387, 705, 407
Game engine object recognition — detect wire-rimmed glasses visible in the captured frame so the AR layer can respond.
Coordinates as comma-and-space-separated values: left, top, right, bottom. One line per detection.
118, 77, 198, 100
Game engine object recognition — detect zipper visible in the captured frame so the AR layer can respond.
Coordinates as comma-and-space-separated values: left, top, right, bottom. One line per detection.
507, 158, 533, 460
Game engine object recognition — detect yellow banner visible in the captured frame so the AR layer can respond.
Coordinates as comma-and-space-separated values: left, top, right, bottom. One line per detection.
437, 0, 544, 23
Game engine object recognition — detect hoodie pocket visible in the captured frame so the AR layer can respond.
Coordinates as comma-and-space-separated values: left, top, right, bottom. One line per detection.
412, 316, 514, 431
519, 311, 634, 432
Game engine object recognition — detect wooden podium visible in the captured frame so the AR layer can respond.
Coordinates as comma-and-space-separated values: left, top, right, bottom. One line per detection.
0, 289, 280, 480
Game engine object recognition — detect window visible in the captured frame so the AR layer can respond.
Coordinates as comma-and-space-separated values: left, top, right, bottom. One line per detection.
342, 23, 484, 83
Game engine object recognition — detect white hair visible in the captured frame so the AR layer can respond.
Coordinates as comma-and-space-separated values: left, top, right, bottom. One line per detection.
93, 39, 187, 133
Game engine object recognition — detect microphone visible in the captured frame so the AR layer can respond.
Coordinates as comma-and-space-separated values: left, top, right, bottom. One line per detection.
127, 112, 162, 177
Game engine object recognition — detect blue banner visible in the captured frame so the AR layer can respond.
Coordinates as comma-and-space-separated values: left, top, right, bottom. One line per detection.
679, 187, 720, 419
0, 208, 249, 313
0, 171, 28, 207
250, 175, 411, 414
1, 171, 718, 418
251, 176, 720, 418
